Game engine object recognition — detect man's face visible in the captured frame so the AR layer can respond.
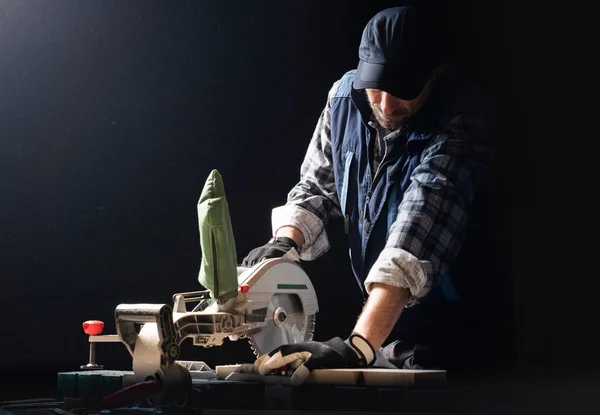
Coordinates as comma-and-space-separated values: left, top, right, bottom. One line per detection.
366, 77, 434, 131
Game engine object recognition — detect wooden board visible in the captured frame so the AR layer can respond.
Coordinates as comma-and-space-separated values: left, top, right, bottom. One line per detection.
307, 368, 446, 387
214, 365, 447, 388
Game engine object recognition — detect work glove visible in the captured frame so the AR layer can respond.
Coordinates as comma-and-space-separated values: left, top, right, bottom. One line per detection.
241, 236, 298, 267
254, 332, 376, 385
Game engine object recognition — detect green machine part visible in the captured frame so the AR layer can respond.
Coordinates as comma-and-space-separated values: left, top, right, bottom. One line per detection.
197, 169, 239, 301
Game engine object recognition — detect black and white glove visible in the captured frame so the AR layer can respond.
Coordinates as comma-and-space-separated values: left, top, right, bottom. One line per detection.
253, 332, 376, 385
241, 236, 298, 267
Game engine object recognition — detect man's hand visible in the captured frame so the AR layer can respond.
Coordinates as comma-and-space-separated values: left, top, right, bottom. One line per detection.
253, 333, 376, 385
241, 236, 298, 267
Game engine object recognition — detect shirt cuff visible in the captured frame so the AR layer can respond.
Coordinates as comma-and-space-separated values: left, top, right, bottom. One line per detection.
271, 204, 330, 261
364, 248, 432, 307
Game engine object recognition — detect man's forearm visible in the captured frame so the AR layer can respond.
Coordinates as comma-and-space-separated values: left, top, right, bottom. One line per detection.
353, 283, 411, 350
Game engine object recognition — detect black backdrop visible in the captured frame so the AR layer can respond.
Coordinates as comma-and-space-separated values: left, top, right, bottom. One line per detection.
0, 0, 593, 394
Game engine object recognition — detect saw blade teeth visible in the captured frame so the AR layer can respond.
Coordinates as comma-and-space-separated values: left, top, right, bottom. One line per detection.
306, 314, 317, 342
248, 338, 261, 358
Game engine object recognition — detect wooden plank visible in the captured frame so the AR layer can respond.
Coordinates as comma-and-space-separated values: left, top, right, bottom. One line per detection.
214, 365, 446, 388
307, 368, 447, 387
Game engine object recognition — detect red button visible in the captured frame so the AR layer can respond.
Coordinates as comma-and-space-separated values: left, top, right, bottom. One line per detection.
82, 320, 104, 335
240, 284, 250, 293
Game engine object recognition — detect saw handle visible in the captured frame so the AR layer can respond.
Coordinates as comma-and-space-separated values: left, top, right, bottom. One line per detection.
82, 320, 104, 336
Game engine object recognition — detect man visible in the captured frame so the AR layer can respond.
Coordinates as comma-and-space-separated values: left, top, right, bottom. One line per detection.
242, 6, 495, 384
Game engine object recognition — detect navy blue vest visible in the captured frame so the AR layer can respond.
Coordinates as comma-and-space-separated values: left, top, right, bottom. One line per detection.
329, 69, 489, 340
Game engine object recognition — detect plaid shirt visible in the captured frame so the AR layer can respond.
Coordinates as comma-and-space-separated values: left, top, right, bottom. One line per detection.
272, 77, 493, 305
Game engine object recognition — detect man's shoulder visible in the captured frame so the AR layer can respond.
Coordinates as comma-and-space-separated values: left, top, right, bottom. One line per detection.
327, 70, 357, 99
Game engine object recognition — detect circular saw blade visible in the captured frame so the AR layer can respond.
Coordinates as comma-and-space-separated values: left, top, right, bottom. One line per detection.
248, 293, 316, 357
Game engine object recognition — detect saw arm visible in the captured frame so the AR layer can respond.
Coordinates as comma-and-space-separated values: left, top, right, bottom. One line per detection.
170, 256, 318, 354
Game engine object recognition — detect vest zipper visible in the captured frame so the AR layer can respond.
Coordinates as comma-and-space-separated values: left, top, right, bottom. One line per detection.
362, 146, 395, 223
362, 191, 371, 221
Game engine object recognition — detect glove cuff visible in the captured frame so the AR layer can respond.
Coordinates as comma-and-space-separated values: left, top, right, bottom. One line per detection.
346, 332, 376, 367
269, 236, 298, 250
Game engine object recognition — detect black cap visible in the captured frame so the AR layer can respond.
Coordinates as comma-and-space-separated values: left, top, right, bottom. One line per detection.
353, 6, 445, 100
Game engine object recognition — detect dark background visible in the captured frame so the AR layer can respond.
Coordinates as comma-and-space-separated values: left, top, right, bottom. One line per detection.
0, 0, 594, 403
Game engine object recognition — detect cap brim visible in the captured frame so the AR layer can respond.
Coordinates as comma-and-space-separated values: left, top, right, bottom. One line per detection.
353, 60, 428, 101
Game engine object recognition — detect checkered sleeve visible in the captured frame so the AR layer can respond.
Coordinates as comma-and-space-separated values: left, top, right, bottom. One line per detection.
271, 81, 343, 261
364, 113, 494, 306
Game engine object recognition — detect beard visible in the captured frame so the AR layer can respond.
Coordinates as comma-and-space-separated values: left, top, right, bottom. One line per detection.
369, 103, 409, 131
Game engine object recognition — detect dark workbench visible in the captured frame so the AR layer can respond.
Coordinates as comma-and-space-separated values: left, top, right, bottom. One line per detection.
2, 368, 600, 414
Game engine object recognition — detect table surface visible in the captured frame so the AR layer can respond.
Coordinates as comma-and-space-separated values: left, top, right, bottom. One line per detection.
2, 368, 600, 414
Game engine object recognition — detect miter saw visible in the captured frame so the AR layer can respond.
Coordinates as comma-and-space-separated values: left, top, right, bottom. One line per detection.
110, 169, 319, 406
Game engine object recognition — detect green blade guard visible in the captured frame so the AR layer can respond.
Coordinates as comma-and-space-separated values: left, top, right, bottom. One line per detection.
197, 169, 238, 301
